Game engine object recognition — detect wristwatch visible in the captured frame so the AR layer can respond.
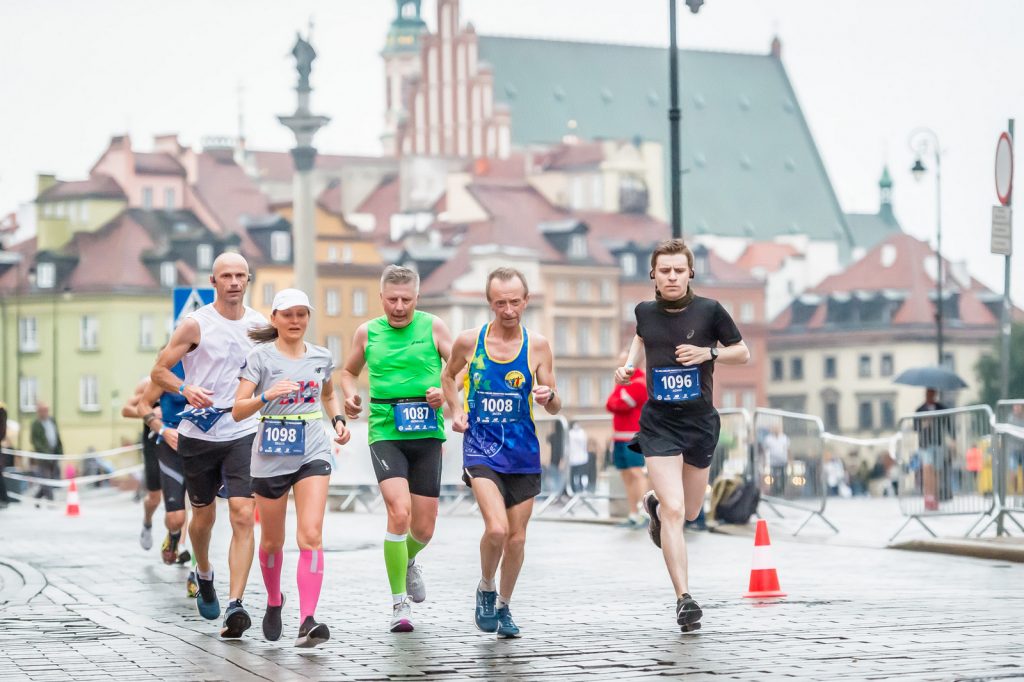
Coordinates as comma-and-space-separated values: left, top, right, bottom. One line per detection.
332, 414, 347, 428
709, 347, 719, 360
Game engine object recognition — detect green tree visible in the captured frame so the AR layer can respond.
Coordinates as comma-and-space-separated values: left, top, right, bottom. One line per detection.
975, 322, 1024, 406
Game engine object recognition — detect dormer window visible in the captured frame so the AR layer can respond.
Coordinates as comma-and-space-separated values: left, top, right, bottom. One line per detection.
36, 262, 55, 289
568, 234, 588, 259
160, 261, 176, 288
694, 253, 709, 278
196, 244, 213, 271
620, 253, 637, 277
270, 231, 291, 262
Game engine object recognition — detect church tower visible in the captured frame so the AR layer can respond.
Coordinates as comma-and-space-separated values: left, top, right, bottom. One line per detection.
382, 0, 427, 155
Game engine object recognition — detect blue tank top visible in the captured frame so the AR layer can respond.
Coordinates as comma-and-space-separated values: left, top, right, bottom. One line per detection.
463, 324, 540, 474
159, 363, 187, 428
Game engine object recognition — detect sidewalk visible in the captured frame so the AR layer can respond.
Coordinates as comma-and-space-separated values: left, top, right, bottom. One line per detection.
1, 495, 1023, 681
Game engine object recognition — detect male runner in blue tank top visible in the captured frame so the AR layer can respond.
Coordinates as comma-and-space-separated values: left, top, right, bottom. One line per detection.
443, 267, 561, 639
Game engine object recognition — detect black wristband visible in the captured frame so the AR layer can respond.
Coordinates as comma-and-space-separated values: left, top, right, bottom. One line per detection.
332, 414, 347, 428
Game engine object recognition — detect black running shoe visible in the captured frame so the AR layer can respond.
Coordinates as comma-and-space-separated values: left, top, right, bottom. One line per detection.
196, 574, 220, 620
263, 595, 285, 642
676, 593, 703, 633
295, 616, 330, 648
220, 599, 251, 639
642, 491, 662, 549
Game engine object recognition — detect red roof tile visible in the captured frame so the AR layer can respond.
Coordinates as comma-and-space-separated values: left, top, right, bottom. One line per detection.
134, 152, 185, 176
190, 152, 268, 260
37, 175, 126, 201
537, 142, 605, 170
65, 212, 160, 291
735, 242, 799, 274
355, 175, 400, 242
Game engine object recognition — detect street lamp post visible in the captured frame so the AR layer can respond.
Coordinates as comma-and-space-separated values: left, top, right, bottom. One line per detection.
909, 128, 944, 367
668, 0, 706, 240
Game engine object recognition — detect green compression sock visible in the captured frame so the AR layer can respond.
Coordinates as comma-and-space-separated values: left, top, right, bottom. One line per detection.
406, 534, 428, 564
384, 532, 409, 597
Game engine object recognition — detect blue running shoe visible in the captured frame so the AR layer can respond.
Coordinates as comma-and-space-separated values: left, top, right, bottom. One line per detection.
196, 573, 221, 620
474, 588, 498, 633
221, 599, 251, 639
495, 606, 521, 639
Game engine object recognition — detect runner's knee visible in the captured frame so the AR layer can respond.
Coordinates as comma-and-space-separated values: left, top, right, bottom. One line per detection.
229, 503, 255, 532
296, 523, 323, 550
387, 505, 411, 531
483, 523, 508, 546
659, 501, 685, 524
504, 528, 527, 551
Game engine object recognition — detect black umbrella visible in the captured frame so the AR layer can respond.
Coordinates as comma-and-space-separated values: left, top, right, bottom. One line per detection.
893, 366, 968, 391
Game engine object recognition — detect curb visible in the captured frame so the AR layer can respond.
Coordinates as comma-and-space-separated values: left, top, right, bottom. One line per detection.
0, 558, 48, 606
888, 538, 1024, 563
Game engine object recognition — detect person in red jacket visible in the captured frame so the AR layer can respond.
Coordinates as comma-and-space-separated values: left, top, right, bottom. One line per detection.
605, 353, 649, 528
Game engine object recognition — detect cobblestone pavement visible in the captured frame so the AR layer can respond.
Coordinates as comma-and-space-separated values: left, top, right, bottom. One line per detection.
1, 496, 1023, 681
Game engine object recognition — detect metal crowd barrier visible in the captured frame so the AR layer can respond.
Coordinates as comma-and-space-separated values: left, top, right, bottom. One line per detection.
890, 404, 996, 541
752, 408, 836, 535
1, 443, 144, 502
977, 419, 1024, 537
531, 414, 571, 517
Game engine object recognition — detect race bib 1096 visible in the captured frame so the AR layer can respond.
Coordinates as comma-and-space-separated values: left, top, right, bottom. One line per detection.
651, 367, 701, 402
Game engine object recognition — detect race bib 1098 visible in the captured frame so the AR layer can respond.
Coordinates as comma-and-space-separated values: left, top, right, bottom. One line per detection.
258, 420, 305, 456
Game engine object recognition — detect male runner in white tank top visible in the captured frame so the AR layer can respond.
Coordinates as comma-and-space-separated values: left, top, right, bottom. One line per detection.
151, 253, 267, 638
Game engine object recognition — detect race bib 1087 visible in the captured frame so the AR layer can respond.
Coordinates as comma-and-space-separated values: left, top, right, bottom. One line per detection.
393, 402, 437, 433
651, 366, 701, 402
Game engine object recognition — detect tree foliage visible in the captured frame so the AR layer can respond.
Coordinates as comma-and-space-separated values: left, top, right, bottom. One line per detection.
975, 322, 1024, 406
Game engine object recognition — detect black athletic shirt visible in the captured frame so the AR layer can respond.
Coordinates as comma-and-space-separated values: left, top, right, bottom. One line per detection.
634, 296, 742, 414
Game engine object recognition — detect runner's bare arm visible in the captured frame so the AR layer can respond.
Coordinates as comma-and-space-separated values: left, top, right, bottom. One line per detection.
320, 377, 351, 445
441, 330, 474, 431
137, 380, 179, 450
675, 339, 749, 366
615, 335, 644, 384
530, 333, 561, 415
121, 377, 150, 418
151, 318, 212, 408
427, 317, 456, 408
339, 323, 369, 419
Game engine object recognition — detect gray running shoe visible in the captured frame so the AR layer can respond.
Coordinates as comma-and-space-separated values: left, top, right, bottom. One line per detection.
406, 561, 426, 603
140, 524, 153, 551
390, 599, 414, 633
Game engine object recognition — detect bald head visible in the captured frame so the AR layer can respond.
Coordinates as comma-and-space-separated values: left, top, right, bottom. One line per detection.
212, 252, 249, 277
210, 252, 250, 306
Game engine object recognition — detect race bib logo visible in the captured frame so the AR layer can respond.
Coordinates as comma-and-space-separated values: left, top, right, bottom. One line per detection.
504, 370, 526, 390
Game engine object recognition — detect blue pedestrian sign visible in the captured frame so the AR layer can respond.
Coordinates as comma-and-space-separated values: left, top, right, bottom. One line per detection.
173, 287, 215, 326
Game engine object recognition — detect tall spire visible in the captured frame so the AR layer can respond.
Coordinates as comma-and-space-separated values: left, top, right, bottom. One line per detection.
879, 165, 894, 223
385, 0, 427, 55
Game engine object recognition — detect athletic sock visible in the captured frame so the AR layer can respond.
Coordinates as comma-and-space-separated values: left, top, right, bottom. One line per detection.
406, 534, 428, 565
392, 592, 407, 606
384, 532, 409, 601
297, 549, 324, 621
169, 530, 181, 542
197, 566, 214, 581
259, 548, 283, 607
478, 577, 496, 592
497, 595, 509, 609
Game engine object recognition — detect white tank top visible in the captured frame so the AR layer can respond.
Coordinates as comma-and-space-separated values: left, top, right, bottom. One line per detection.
178, 304, 268, 442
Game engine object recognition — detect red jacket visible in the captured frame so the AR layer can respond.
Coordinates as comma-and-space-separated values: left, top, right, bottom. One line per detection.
604, 369, 647, 441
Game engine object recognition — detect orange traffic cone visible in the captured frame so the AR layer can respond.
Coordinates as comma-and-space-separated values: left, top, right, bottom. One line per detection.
65, 479, 81, 517
743, 519, 785, 598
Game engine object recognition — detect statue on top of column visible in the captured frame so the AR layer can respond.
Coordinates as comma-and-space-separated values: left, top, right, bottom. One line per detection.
291, 32, 316, 91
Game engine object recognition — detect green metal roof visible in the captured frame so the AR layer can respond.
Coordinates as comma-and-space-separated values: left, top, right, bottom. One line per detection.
477, 36, 854, 258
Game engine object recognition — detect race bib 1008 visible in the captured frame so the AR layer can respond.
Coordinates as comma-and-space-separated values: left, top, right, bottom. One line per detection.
258, 420, 305, 456
475, 391, 522, 424
393, 402, 437, 433
651, 366, 701, 402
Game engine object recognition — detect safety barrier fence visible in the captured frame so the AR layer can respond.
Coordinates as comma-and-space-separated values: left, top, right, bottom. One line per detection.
1, 444, 144, 502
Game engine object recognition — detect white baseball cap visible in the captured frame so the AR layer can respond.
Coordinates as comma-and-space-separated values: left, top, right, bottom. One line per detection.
271, 288, 314, 312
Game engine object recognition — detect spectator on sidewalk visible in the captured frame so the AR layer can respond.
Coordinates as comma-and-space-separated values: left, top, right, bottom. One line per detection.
30, 402, 63, 503
823, 452, 847, 497
604, 358, 648, 527
568, 422, 591, 494
762, 424, 790, 496
915, 388, 953, 510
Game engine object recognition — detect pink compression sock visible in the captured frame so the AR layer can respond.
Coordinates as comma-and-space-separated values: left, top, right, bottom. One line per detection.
297, 549, 324, 621
259, 548, 283, 607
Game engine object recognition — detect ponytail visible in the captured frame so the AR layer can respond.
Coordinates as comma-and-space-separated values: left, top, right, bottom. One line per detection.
247, 324, 278, 344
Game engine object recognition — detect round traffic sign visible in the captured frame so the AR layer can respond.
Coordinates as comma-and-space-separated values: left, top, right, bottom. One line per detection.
995, 131, 1013, 206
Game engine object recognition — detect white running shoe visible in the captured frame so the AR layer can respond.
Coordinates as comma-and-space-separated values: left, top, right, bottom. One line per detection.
140, 524, 153, 551
390, 599, 414, 633
406, 561, 426, 603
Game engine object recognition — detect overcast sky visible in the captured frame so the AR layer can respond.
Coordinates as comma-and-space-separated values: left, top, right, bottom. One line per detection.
1, 0, 1021, 303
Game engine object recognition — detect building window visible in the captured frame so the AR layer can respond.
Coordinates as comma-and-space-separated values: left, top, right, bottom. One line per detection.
352, 288, 367, 316
139, 314, 155, 349
327, 246, 338, 263
740, 302, 755, 323
619, 175, 649, 214
165, 188, 175, 209
555, 279, 570, 300
824, 401, 839, 431
858, 401, 874, 430
742, 390, 756, 411
790, 357, 803, 381
722, 391, 736, 408
19, 376, 38, 412
554, 318, 569, 355
600, 375, 614, 401
858, 354, 871, 378
160, 261, 176, 288
620, 253, 637, 277
599, 279, 613, 302
342, 245, 353, 263
880, 354, 894, 377
576, 321, 591, 356
263, 283, 275, 306
142, 187, 153, 209
880, 398, 896, 429
576, 279, 591, 301
824, 356, 837, 379
771, 358, 784, 382
599, 320, 613, 355
36, 262, 56, 289
79, 375, 100, 412
326, 289, 340, 317
19, 316, 39, 352
196, 244, 213, 271
326, 335, 342, 364
576, 375, 594, 406
622, 302, 634, 322
80, 315, 99, 350
568, 234, 588, 259
270, 231, 291, 262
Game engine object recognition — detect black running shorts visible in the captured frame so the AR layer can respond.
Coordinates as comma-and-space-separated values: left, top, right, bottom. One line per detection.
252, 459, 332, 500
155, 439, 187, 513
628, 404, 720, 469
462, 465, 541, 509
178, 432, 255, 507
369, 438, 443, 498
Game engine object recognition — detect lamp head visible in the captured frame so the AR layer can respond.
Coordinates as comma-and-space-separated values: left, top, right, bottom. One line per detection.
911, 157, 927, 182
685, 0, 705, 13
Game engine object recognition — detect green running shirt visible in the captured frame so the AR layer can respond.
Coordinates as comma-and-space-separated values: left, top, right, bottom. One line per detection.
364, 310, 445, 444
